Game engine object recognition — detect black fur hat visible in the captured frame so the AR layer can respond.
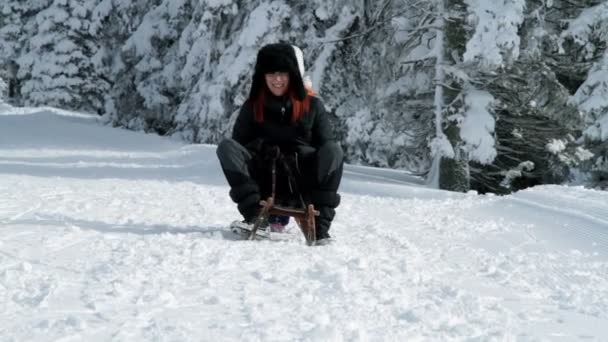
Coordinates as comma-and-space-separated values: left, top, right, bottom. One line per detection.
248, 43, 307, 101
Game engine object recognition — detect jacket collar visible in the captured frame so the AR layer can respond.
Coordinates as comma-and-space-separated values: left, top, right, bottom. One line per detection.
264, 95, 292, 121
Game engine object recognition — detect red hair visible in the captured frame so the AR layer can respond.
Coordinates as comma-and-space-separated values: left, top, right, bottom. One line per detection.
253, 87, 317, 123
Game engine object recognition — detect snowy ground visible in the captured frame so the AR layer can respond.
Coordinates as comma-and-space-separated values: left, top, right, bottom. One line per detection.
1, 106, 608, 341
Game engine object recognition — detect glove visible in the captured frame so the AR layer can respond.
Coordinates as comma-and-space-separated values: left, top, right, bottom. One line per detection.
247, 139, 277, 159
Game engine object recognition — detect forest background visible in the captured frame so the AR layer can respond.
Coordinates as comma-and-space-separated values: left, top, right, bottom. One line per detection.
1, 0, 607, 193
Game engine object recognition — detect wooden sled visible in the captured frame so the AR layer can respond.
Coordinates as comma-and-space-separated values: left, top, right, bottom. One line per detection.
248, 197, 320, 245
247, 147, 320, 245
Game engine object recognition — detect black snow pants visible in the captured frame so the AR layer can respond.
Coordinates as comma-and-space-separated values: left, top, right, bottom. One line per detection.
216, 138, 343, 239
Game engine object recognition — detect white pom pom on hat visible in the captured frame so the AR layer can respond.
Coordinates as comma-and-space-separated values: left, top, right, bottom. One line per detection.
292, 45, 313, 89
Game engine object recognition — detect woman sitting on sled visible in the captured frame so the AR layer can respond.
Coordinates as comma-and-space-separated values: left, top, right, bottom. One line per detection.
216, 43, 343, 245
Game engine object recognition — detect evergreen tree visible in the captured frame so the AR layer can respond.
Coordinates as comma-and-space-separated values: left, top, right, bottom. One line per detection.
89, 0, 164, 128
558, 1, 608, 188
459, 0, 593, 193
110, 0, 189, 134
17, 0, 107, 112
459, 0, 587, 193
1, 0, 606, 192
434, 0, 471, 192
0, 0, 53, 103
334, 0, 434, 171
474, 60, 583, 192
423, 0, 510, 192
0, 76, 7, 103
173, 0, 295, 142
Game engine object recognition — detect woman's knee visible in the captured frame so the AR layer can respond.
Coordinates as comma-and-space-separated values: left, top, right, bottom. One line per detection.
318, 141, 344, 163
316, 141, 344, 186
217, 138, 251, 161
317, 141, 344, 171
217, 138, 237, 159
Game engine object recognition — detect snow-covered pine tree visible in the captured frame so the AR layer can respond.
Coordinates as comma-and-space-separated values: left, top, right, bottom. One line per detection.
332, 0, 434, 172
173, 0, 296, 143
17, 0, 108, 113
89, 0, 157, 124
2, 0, 605, 193
0, 0, 439, 178
434, 0, 471, 192
0, 0, 53, 104
474, 64, 583, 193
418, 0, 504, 192
460, 0, 587, 193
105, 0, 189, 134
558, 0, 608, 188
468, 0, 596, 193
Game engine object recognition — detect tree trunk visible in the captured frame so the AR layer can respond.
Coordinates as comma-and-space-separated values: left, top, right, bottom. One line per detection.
438, 0, 470, 192
440, 121, 470, 191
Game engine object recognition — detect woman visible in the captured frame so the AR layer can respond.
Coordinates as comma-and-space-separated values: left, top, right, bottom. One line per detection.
216, 43, 343, 245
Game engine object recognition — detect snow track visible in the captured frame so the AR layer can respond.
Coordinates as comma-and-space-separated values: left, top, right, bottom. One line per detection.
1, 108, 608, 340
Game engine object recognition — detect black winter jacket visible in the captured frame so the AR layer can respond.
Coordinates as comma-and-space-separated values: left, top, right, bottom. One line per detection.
232, 95, 333, 156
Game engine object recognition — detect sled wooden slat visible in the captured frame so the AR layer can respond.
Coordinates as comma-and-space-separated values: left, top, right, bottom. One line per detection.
248, 198, 274, 240
260, 200, 320, 217
256, 197, 319, 245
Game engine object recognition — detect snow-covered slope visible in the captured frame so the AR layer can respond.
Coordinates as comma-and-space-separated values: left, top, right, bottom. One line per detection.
1, 107, 608, 341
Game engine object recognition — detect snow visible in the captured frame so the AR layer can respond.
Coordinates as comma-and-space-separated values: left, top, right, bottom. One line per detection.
2, 105, 608, 340
461, 88, 496, 164
236, 3, 281, 48
572, 52, 608, 142
561, 3, 608, 144
559, 2, 608, 59
311, 6, 356, 88
463, 0, 525, 68
501, 161, 535, 189
547, 139, 567, 154
429, 135, 454, 159
206, 0, 234, 9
